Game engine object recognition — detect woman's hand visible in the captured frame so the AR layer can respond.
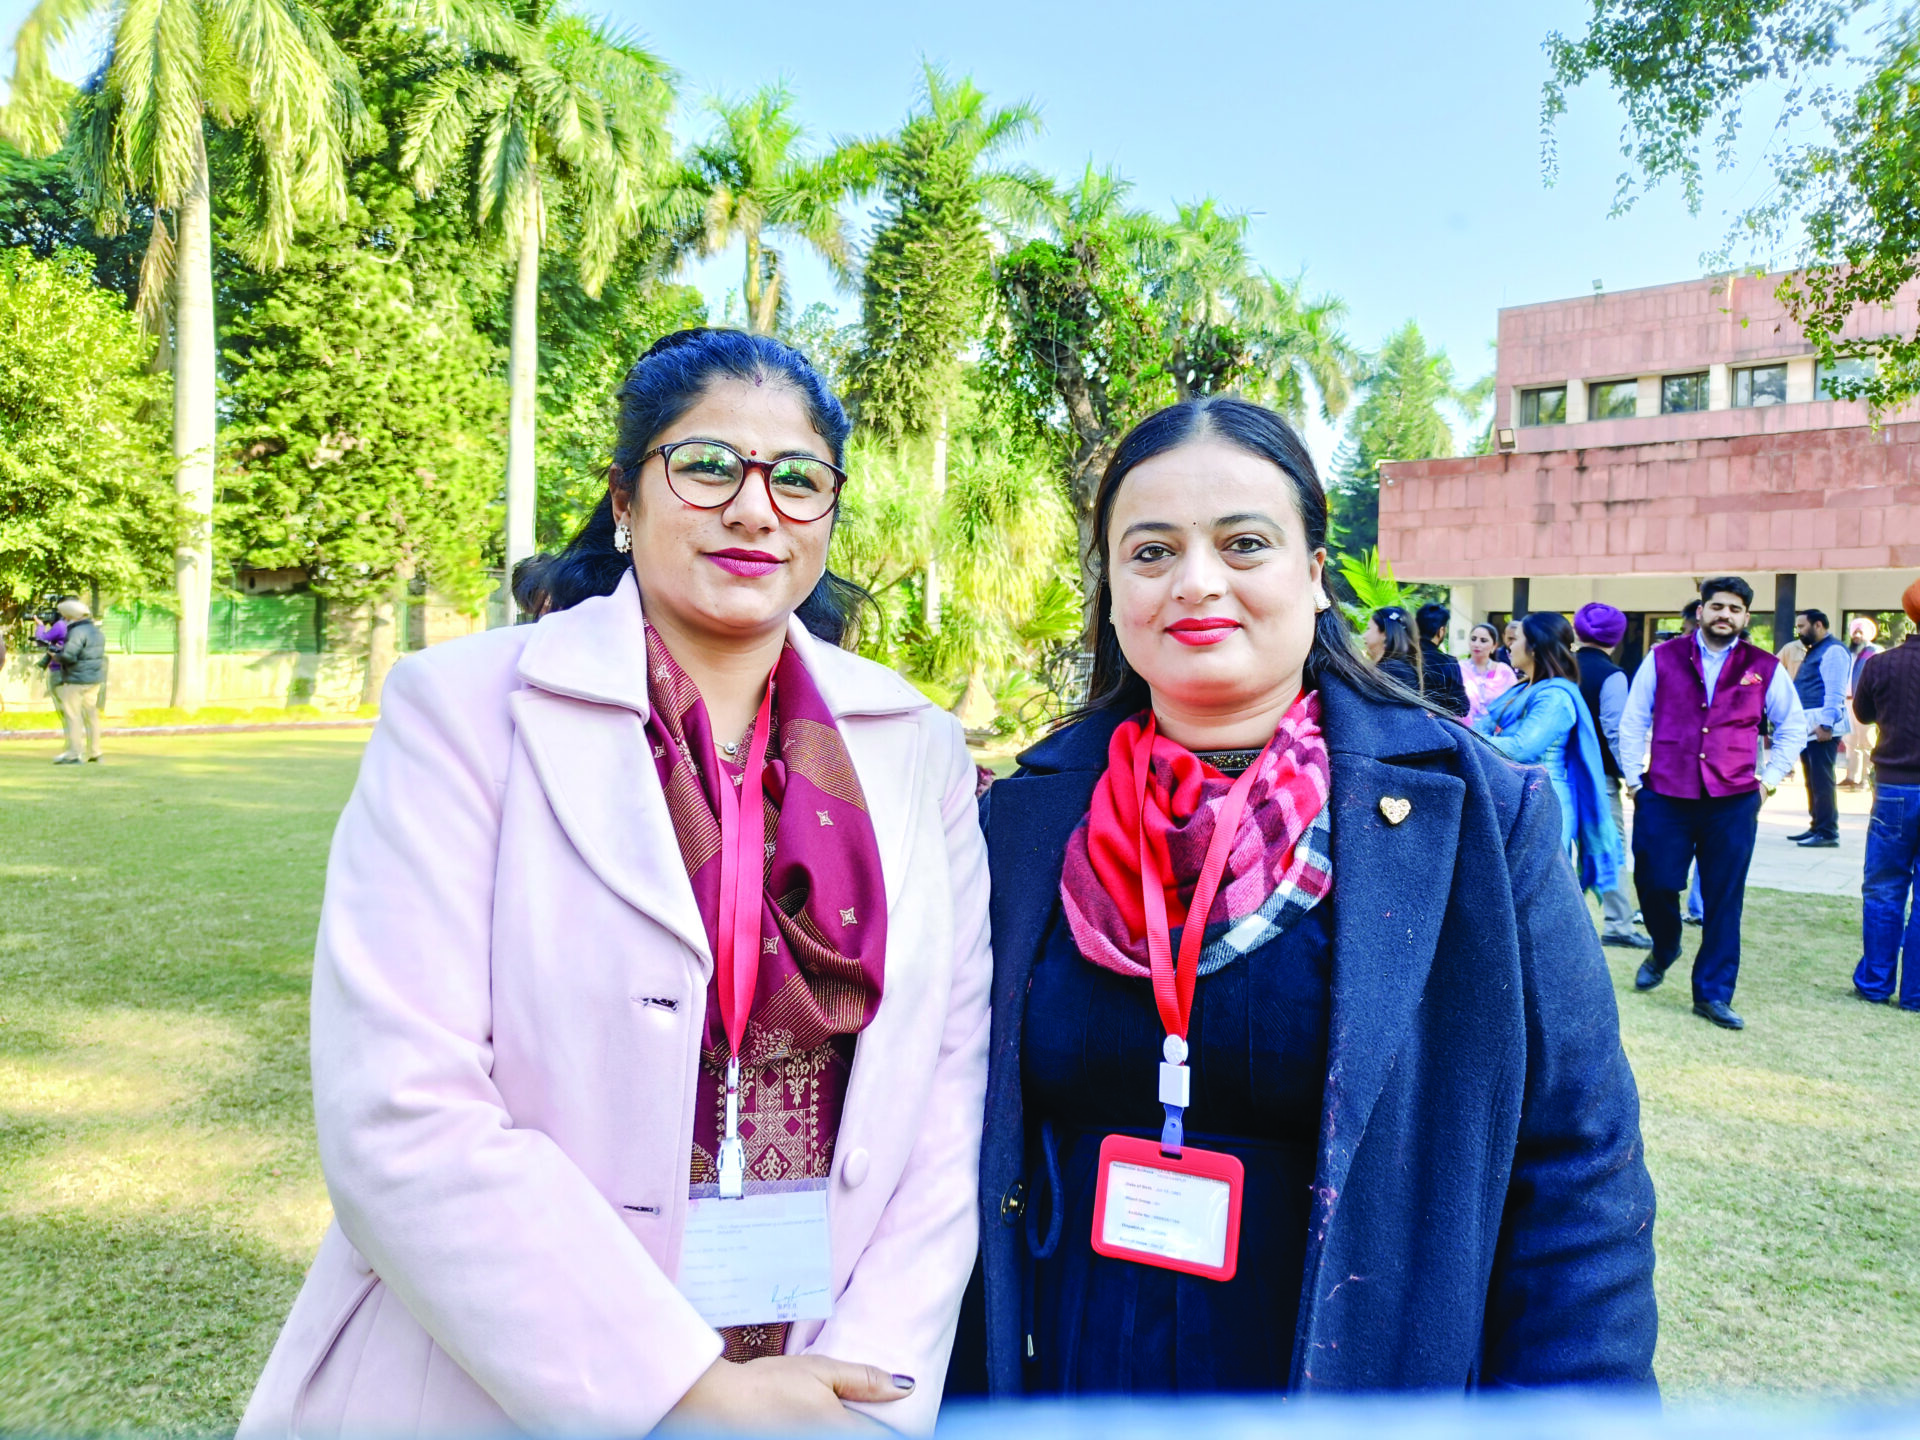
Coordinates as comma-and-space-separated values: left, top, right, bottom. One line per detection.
660, 1354, 913, 1432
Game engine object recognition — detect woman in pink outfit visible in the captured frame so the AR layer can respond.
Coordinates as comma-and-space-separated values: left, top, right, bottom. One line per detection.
241, 330, 991, 1438
1460, 621, 1519, 724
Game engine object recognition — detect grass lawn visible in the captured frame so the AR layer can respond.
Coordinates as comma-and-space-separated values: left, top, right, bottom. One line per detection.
0, 731, 1915, 1431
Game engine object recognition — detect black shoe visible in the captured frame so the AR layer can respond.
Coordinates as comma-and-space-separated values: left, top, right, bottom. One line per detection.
1795, 834, 1841, 848
1853, 985, 1890, 1004
1635, 959, 1673, 991
1786, 830, 1814, 842
1684, 914, 1704, 927
1603, 932, 1655, 950
1694, 1000, 1745, 1029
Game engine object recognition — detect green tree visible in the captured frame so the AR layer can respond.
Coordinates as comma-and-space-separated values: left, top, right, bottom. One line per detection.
988, 164, 1172, 535
1543, 0, 1920, 406
1330, 321, 1472, 557
4, 0, 369, 708
852, 63, 1045, 628
0, 246, 174, 622
680, 83, 866, 335
398, 0, 674, 580
220, 25, 508, 702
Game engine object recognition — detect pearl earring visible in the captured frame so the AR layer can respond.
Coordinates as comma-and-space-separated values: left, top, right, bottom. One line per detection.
613, 518, 631, 554
1314, 589, 1331, 613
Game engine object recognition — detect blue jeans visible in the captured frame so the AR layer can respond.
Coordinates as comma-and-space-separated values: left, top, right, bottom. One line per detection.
1857, 783, 1920, 1008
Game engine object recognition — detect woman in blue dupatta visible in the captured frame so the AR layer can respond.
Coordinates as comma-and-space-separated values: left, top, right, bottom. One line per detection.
1474, 611, 1620, 895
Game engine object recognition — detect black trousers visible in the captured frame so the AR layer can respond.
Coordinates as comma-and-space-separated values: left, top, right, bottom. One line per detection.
1632, 786, 1762, 1006
1803, 736, 1840, 840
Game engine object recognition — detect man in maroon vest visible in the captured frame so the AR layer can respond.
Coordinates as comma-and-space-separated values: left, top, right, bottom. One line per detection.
1616, 577, 1809, 1029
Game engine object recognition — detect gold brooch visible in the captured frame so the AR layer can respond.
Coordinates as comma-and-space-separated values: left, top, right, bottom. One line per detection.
1379, 796, 1412, 826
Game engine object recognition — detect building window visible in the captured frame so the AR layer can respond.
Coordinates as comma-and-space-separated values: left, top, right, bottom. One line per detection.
1588, 379, 1638, 419
1519, 386, 1566, 426
1661, 371, 1709, 414
1733, 363, 1788, 407
1817, 356, 1876, 400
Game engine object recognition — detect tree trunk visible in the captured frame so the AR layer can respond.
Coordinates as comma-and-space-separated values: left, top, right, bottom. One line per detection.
742, 229, 764, 332
504, 196, 541, 600
362, 559, 414, 708
925, 396, 949, 633
169, 132, 216, 712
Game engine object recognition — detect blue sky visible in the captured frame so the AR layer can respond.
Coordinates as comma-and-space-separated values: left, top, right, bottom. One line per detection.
1, 0, 1816, 469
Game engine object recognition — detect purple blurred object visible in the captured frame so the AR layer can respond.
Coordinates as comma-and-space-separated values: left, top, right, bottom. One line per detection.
1574, 602, 1628, 649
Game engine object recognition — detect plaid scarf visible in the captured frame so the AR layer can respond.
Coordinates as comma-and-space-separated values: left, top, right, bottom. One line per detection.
1061, 690, 1332, 978
645, 626, 886, 1361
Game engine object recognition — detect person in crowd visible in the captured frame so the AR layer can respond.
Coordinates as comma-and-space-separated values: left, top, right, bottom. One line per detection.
1494, 617, 1520, 667
1574, 604, 1650, 950
950, 395, 1656, 1400
1473, 611, 1621, 892
1362, 605, 1424, 693
1850, 585, 1920, 1010
1777, 624, 1807, 680
49, 598, 105, 765
1790, 609, 1851, 848
1618, 577, 1808, 1030
1460, 621, 1519, 724
1414, 602, 1470, 717
1843, 618, 1882, 790
33, 606, 68, 703
241, 329, 991, 1436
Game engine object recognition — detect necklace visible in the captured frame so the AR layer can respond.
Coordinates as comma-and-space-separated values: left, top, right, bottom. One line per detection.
1195, 748, 1262, 776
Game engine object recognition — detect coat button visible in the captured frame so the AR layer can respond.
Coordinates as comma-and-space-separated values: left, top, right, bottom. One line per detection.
1000, 1180, 1026, 1223
842, 1147, 870, 1188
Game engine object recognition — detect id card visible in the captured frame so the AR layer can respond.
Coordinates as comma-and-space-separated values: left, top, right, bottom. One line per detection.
1090, 1133, 1243, 1281
677, 1179, 834, 1327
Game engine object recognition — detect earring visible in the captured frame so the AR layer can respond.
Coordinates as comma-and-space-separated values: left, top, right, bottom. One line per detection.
613, 518, 631, 554
1314, 589, 1331, 613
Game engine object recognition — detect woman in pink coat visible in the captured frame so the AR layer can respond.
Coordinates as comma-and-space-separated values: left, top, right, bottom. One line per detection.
241, 329, 992, 1437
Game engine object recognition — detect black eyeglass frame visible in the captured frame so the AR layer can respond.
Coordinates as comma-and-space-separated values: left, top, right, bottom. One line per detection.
642, 439, 847, 523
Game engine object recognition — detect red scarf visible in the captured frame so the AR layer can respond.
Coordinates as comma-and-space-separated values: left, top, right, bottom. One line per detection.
1061, 690, 1332, 977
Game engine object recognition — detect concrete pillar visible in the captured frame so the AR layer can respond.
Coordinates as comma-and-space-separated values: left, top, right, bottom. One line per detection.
1774, 573, 1797, 653
1565, 380, 1588, 425
1708, 363, 1731, 410
1513, 577, 1531, 618
1787, 358, 1817, 404
1446, 584, 1476, 653
1635, 375, 1660, 418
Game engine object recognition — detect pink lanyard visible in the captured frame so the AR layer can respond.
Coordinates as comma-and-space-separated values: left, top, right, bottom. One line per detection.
1131, 713, 1262, 1153
712, 683, 775, 1198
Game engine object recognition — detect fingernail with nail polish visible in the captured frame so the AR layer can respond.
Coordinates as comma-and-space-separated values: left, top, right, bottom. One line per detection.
891, 1375, 916, 1392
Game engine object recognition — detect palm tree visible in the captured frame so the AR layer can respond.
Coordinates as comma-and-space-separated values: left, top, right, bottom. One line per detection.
398, 0, 673, 582
4, 0, 367, 709
852, 62, 1047, 630
681, 83, 863, 335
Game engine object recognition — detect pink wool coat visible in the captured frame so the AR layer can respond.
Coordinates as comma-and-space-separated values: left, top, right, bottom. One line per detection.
240, 575, 992, 1437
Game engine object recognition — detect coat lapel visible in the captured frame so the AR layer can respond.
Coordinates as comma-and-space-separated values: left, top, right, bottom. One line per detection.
1311, 677, 1466, 1249
509, 573, 930, 966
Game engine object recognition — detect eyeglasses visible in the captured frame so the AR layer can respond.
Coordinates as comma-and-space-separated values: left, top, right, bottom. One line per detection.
644, 439, 846, 523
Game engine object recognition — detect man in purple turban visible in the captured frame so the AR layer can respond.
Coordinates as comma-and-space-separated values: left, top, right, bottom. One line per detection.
1574, 604, 1649, 950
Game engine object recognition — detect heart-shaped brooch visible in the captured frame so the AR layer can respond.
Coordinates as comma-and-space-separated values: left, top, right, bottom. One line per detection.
1379, 796, 1412, 826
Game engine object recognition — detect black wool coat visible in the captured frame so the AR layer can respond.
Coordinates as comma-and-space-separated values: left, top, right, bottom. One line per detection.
950, 671, 1658, 1396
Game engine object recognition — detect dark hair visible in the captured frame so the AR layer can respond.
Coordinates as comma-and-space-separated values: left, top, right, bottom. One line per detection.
1681, 599, 1701, 621
1518, 610, 1580, 684
1801, 606, 1830, 630
1371, 606, 1422, 668
1470, 621, 1501, 646
521, 327, 872, 646
1415, 602, 1449, 643
1701, 575, 1754, 610
1077, 395, 1426, 717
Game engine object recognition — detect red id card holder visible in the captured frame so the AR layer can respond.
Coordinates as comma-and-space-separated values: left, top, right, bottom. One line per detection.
1090, 1133, 1244, 1281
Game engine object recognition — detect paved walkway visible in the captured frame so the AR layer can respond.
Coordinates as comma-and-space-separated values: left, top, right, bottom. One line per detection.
1625, 772, 1870, 899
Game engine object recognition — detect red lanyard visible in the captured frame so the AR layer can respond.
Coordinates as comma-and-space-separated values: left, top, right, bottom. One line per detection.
712, 682, 774, 1196
1132, 714, 1262, 1155
1132, 713, 1264, 1043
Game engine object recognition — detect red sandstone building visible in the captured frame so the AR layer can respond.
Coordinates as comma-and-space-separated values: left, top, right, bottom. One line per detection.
1378, 270, 1920, 666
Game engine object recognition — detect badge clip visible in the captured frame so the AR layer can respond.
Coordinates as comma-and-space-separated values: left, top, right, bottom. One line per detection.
718, 1056, 745, 1199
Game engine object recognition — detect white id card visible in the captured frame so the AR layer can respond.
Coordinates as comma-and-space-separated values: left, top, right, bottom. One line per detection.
677, 1179, 834, 1327
1091, 1135, 1244, 1280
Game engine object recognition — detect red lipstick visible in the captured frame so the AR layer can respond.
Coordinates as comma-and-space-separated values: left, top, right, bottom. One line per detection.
1167, 617, 1241, 647
706, 548, 782, 578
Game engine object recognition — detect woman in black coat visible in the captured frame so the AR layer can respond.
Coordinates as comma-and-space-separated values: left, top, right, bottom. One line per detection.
948, 396, 1656, 1398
